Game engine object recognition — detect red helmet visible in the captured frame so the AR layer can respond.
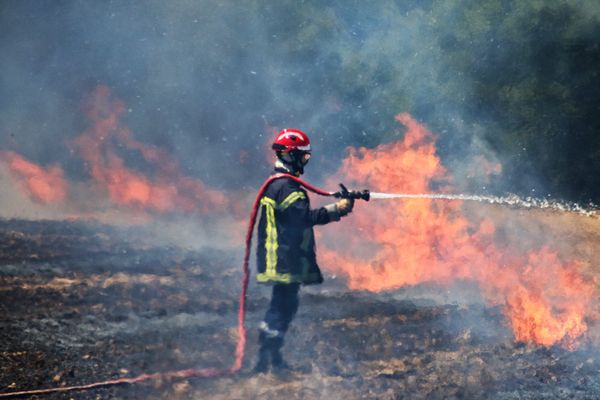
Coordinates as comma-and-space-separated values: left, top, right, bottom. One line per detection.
272, 128, 311, 153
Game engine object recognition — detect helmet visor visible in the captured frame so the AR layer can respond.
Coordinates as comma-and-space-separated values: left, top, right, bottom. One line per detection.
300, 152, 311, 165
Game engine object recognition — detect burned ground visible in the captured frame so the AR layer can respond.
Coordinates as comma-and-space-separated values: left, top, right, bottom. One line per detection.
1, 217, 599, 399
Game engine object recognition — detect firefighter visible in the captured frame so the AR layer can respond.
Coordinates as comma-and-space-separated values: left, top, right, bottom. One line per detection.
254, 128, 354, 373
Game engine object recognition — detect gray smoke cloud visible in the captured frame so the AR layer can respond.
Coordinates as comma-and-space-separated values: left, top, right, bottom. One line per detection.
1, 1, 598, 207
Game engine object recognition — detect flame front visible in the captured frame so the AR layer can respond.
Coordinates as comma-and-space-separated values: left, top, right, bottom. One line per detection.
1, 86, 235, 221
0, 85, 595, 347
71, 86, 229, 214
0, 151, 68, 204
321, 113, 596, 347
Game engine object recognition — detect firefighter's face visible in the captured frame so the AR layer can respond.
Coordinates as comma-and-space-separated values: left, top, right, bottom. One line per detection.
300, 152, 311, 165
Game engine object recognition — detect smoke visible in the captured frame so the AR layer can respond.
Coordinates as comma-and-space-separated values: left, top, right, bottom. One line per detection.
2, 1, 598, 195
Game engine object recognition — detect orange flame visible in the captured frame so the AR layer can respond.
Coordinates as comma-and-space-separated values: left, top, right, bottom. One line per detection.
1, 151, 68, 204
71, 86, 229, 214
321, 113, 596, 347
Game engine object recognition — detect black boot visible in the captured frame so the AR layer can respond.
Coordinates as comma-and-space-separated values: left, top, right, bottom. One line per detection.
253, 332, 271, 373
269, 337, 293, 373
271, 337, 311, 375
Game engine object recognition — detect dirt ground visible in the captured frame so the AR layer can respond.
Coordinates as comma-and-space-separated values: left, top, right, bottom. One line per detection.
1, 208, 599, 399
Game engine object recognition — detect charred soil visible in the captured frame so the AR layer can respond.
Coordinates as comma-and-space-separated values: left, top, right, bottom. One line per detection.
1, 217, 599, 399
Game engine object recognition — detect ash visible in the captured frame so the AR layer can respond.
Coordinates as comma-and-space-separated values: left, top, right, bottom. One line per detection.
0, 220, 598, 399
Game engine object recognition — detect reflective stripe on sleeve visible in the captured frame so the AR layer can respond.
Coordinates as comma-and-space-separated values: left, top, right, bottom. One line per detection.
278, 191, 306, 210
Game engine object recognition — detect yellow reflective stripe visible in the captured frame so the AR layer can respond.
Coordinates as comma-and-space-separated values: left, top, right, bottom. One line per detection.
257, 270, 321, 284
260, 196, 277, 207
257, 272, 292, 284
259, 191, 307, 283
278, 191, 306, 210
260, 196, 278, 277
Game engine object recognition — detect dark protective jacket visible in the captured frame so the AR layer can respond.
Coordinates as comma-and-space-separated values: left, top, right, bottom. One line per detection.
256, 171, 334, 285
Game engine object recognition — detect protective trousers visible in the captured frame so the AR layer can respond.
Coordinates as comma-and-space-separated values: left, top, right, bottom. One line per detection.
257, 283, 300, 369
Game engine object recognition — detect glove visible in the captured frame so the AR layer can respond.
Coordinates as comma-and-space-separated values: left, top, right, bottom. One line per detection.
337, 198, 354, 216
324, 198, 354, 221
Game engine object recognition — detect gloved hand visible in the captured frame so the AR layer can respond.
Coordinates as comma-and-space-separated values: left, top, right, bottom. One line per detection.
336, 198, 354, 216
324, 198, 354, 221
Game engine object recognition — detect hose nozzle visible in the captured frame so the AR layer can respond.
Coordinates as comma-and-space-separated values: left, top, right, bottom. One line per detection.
333, 183, 370, 201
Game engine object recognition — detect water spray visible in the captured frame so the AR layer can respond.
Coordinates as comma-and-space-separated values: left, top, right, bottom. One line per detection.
369, 192, 599, 217
330, 180, 597, 218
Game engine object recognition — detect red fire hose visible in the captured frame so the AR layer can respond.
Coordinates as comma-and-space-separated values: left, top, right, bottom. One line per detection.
0, 173, 338, 398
